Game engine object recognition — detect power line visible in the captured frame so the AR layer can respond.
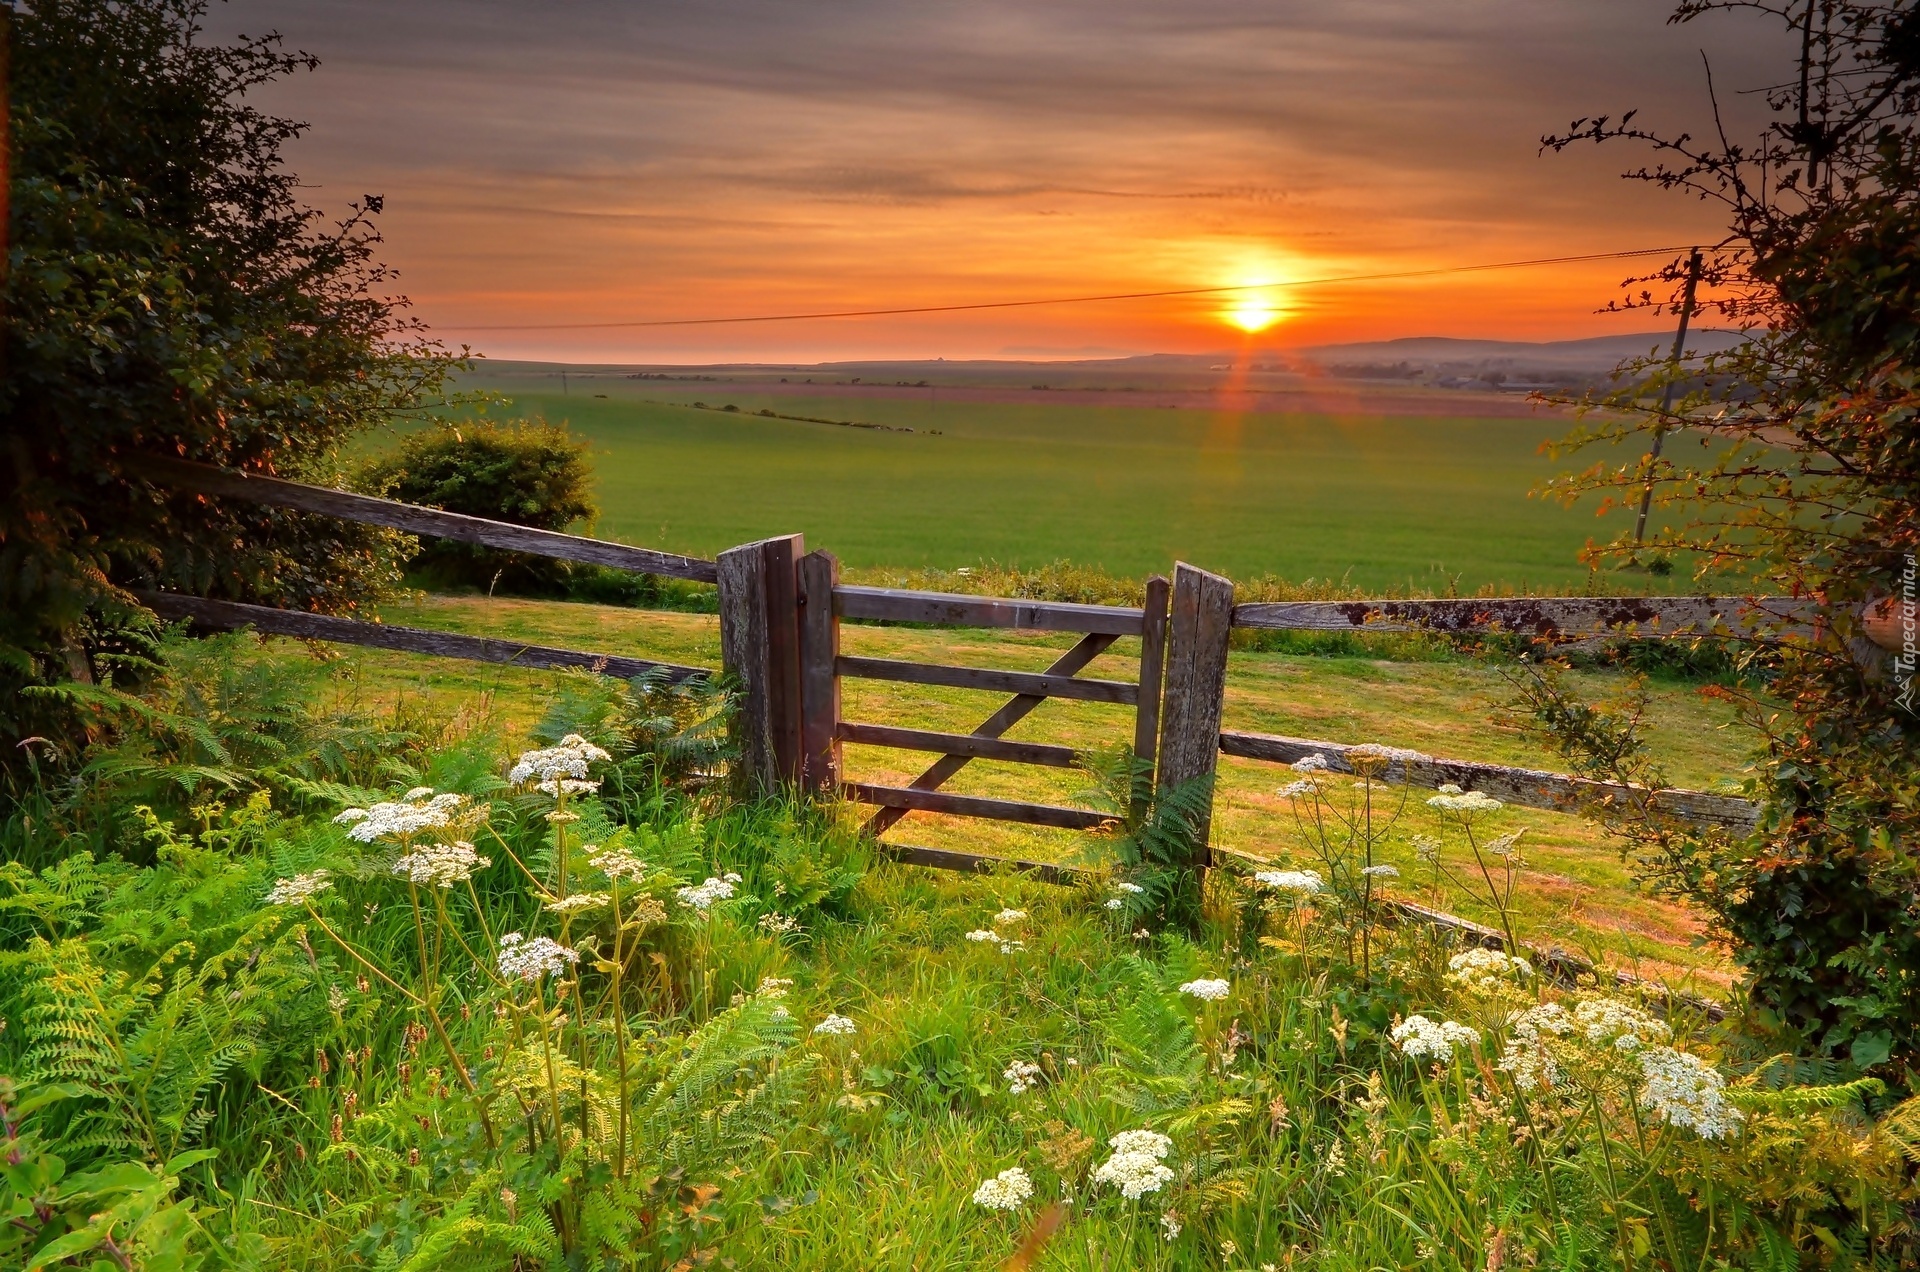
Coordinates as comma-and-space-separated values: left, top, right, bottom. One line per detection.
445, 245, 1696, 331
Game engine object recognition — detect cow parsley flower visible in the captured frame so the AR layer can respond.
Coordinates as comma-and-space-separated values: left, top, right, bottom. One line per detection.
1571, 998, 1671, 1052
1637, 1046, 1743, 1139
998, 939, 1025, 954
1104, 898, 1125, 910
1276, 780, 1319, 799
508, 735, 612, 787
1092, 1130, 1175, 1199
812, 1013, 856, 1036
1427, 790, 1504, 815
1390, 1014, 1480, 1062
588, 847, 649, 883
1115, 881, 1146, 895
972, 1166, 1034, 1211
758, 912, 799, 934
1179, 978, 1230, 1001
391, 841, 491, 888
1254, 869, 1324, 893
1498, 1003, 1574, 1091
1360, 864, 1400, 879
267, 870, 333, 906
676, 877, 736, 911
1291, 754, 1330, 773
1004, 1059, 1043, 1095
1160, 1212, 1181, 1241
965, 929, 996, 942
334, 790, 468, 843
993, 908, 1027, 925
497, 932, 579, 983
545, 892, 609, 915
1448, 948, 1533, 993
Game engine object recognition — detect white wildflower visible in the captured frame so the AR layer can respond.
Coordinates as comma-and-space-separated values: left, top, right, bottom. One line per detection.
1485, 831, 1525, 858
1436, 783, 1464, 795
965, 929, 996, 942
333, 790, 468, 843
993, 908, 1027, 925
1178, 978, 1231, 1002
1413, 835, 1443, 863
1427, 790, 1504, 815
1448, 948, 1533, 993
1276, 780, 1319, 799
496, 932, 579, 984
1104, 898, 1125, 911
1348, 742, 1426, 766
545, 892, 609, 915
266, 870, 332, 906
758, 912, 799, 934
724, 871, 743, 883
508, 734, 612, 786
327, 984, 348, 1012
1092, 1130, 1175, 1199
1115, 882, 1146, 895
1160, 1212, 1181, 1240
1254, 869, 1324, 893
972, 1166, 1033, 1211
1498, 1003, 1574, 1092
1571, 998, 1671, 1052
1360, 864, 1400, 879
676, 877, 736, 911
535, 777, 601, 797
1390, 1014, 1481, 1062
812, 1013, 857, 1036
1291, 754, 1330, 773
1004, 1059, 1043, 1095
998, 940, 1025, 954
588, 847, 648, 882
1637, 1046, 1744, 1139
391, 841, 491, 888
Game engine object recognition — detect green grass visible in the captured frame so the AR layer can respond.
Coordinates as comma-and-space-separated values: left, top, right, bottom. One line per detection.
426, 373, 1681, 592
309, 593, 1751, 988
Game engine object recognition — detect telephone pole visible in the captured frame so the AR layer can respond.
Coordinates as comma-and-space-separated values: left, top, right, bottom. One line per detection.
1632, 249, 1705, 550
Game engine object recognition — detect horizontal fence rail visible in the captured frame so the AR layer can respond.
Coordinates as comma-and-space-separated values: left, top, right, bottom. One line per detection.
876, 842, 1084, 888
1218, 728, 1759, 830
837, 722, 1083, 768
144, 456, 720, 583
845, 782, 1114, 831
835, 584, 1146, 635
1230, 595, 1821, 641
142, 592, 710, 684
836, 655, 1141, 705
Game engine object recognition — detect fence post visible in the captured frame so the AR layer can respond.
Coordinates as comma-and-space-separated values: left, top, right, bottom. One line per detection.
797, 549, 842, 793
1131, 574, 1171, 817
1157, 562, 1234, 868
717, 534, 805, 794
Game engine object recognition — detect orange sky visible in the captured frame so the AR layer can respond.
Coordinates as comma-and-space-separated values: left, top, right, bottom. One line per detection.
222, 0, 1794, 362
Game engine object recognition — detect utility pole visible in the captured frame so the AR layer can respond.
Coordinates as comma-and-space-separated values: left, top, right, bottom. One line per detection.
1632, 249, 1704, 550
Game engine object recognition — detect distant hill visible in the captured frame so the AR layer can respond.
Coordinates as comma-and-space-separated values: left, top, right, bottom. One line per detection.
1291, 331, 1748, 374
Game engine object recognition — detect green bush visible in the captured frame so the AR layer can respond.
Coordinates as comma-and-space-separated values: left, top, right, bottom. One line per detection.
357, 421, 598, 594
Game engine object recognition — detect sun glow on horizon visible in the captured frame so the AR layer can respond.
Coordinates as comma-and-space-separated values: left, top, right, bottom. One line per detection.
1225, 297, 1281, 332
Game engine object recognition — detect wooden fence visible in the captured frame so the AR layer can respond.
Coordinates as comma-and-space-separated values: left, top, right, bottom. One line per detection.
141, 456, 1846, 970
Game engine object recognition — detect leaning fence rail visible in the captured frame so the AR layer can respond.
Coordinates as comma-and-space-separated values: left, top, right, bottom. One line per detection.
139, 454, 1850, 1005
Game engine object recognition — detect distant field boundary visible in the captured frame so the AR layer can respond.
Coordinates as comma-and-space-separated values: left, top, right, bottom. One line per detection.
141, 456, 1871, 970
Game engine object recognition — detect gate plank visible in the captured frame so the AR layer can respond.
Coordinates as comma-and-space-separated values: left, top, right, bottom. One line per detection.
798, 550, 842, 793
836, 655, 1139, 704
847, 783, 1113, 830
834, 585, 1145, 635
838, 721, 1081, 767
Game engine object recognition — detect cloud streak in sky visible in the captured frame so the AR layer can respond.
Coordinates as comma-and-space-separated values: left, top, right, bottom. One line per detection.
216, 0, 1795, 360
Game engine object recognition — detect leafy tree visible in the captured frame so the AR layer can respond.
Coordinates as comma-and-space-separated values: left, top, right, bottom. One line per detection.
1, 0, 460, 755
1540, 2, 1920, 1068
356, 420, 597, 593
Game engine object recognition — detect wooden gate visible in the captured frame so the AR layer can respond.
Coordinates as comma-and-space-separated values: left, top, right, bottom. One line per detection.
716, 541, 1237, 879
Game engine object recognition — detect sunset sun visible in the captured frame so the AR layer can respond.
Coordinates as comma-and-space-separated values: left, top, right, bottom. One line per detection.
1225, 297, 1281, 332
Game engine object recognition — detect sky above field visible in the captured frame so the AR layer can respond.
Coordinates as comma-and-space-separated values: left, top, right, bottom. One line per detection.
215, 0, 1794, 362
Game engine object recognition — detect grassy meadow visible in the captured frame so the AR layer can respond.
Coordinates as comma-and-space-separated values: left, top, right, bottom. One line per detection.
425, 366, 1684, 593
310, 594, 1750, 990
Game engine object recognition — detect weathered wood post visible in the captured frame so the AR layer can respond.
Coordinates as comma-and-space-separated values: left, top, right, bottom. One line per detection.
716, 534, 805, 794
796, 549, 842, 793
1130, 574, 1171, 817
1156, 562, 1234, 869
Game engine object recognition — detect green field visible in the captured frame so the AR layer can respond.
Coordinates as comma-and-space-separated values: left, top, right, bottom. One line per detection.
432, 368, 1674, 592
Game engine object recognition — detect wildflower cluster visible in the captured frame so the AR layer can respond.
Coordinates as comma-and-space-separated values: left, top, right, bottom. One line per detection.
266, 870, 333, 906
508, 734, 612, 791
1572, 998, 1671, 1052
1253, 869, 1323, 893
1003, 1059, 1042, 1095
1092, 1129, 1175, 1199
334, 789, 470, 843
391, 841, 491, 888
545, 893, 609, 915
588, 847, 649, 883
1178, 978, 1230, 1002
1427, 789, 1504, 816
971, 1166, 1034, 1211
1390, 1014, 1480, 1062
1447, 948, 1533, 994
677, 877, 737, 911
497, 932, 580, 984
812, 1013, 856, 1036
1637, 1047, 1743, 1140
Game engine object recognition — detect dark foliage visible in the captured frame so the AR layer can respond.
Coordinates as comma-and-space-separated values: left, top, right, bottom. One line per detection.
1, 0, 460, 759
